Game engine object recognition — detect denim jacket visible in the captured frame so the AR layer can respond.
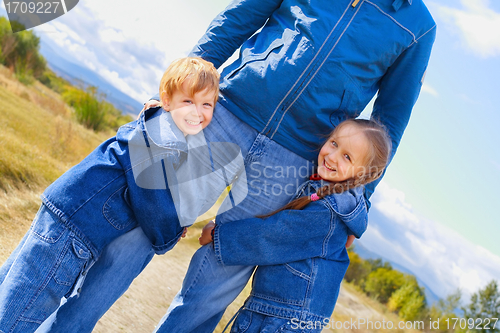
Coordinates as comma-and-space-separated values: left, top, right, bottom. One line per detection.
190, 0, 436, 198
42, 107, 185, 257
212, 180, 367, 322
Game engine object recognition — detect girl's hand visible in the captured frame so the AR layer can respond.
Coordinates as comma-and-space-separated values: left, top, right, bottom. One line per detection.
177, 227, 188, 242
346, 235, 355, 248
199, 221, 215, 245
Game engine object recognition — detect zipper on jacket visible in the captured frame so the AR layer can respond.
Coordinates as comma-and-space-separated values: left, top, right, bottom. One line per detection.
264, 0, 362, 139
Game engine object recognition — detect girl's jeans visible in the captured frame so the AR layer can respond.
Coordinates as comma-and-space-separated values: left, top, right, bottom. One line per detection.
0, 206, 93, 333
40, 103, 312, 333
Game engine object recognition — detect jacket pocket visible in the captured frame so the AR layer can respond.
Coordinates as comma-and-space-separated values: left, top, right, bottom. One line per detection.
329, 90, 354, 127
102, 185, 136, 230
252, 259, 313, 306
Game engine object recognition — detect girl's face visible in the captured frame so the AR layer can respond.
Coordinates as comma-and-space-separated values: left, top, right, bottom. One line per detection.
318, 123, 370, 182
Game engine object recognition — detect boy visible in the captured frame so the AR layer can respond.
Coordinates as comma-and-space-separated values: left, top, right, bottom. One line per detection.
0, 57, 219, 333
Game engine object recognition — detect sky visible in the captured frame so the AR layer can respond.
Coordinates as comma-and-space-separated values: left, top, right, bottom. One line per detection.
1, 0, 499, 302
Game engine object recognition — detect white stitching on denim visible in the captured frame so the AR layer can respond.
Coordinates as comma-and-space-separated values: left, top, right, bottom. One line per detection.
271, 3, 362, 138
365, 0, 416, 42
261, 1, 353, 134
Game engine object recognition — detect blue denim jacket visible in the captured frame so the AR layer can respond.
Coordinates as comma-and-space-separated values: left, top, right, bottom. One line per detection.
212, 180, 367, 322
41, 107, 185, 257
190, 0, 436, 198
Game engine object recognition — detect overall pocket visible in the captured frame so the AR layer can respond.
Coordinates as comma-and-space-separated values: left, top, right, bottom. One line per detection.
20, 211, 92, 323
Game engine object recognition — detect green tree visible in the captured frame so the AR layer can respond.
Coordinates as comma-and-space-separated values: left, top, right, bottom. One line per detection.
462, 280, 500, 333
364, 267, 406, 304
388, 277, 427, 321
427, 289, 462, 332
345, 249, 372, 286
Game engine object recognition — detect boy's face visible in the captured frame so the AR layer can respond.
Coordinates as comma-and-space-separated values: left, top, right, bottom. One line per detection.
162, 82, 216, 136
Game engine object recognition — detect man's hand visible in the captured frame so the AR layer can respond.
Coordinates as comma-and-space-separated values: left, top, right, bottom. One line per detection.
346, 235, 355, 248
138, 99, 162, 119
199, 221, 215, 245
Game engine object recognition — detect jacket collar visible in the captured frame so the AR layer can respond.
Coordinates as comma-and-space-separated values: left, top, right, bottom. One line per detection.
392, 0, 412, 11
297, 180, 368, 238
139, 106, 188, 153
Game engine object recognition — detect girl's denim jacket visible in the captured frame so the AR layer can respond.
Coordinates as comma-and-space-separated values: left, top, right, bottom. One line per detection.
41, 107, 186, 258
212, 180, 367, 322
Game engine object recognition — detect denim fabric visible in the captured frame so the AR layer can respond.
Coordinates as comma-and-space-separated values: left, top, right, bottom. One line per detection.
42, 103, 312, 332
214, 182, 366, 322
190, 0, 436, 199
0, 205, 92, 333
230, 310, 323, 333
42, 108, 184, 256
34, 227, 154, 333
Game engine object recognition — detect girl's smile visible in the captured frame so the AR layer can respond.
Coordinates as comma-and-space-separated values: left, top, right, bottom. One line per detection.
317, 123, 370, 182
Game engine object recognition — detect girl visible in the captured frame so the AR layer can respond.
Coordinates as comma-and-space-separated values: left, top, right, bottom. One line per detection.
199, 118, 392, 332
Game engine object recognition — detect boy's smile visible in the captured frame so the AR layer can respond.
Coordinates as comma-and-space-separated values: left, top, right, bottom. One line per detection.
162, 81, 216, 136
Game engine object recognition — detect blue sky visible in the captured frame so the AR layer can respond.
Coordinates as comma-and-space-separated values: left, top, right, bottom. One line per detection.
2, 0, 499, 301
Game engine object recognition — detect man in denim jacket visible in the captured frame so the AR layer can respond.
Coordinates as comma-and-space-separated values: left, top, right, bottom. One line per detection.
46, 0, 436, 331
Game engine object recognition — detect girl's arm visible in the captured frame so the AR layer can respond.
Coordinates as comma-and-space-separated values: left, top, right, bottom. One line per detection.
209, 201, 339, 266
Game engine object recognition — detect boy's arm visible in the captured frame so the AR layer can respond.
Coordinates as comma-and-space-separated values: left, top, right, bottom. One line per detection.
189, 0, 283, 68
365, 25, 437, 201
211, 202, 333, 266
126, 156, 185, 255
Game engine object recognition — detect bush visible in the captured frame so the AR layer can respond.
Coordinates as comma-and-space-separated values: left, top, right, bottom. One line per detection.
0, 17, 46, 83
387, 277, 427, 321
364, 267, 407, 304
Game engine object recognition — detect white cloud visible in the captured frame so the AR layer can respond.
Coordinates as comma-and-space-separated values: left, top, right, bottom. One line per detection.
421, 83, 438, 97
32, 0, 227, 103
434, 0, 500, 58
360, 181, 500, 300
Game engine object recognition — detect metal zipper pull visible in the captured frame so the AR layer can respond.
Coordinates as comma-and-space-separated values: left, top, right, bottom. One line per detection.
352, 0, 360, 7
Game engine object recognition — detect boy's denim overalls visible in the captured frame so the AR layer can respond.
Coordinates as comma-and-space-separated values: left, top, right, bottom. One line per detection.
0, 108, 193, 333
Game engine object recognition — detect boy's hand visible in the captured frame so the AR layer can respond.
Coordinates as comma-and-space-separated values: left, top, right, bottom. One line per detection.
137, 99, 162, 119
177, 227, 188, 242
199, 221, 215, 245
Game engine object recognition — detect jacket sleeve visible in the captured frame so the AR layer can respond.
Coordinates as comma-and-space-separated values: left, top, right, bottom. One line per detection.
125, 153, 184, 255
189, 0, 284, 68
365, 24, 437, 201
212, 201, 334, 266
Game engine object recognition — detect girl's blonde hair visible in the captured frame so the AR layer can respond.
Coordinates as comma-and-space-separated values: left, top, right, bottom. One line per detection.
159, 57, 220, 105
261, 119, 392, 217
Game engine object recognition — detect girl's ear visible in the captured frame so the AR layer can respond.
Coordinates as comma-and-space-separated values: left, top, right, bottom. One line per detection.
161, 94, 170, 111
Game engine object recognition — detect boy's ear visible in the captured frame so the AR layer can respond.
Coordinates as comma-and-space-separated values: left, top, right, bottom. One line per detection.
161, 94, 170, 111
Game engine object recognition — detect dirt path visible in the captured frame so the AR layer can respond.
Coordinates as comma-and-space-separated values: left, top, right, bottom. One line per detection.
93, 233, 249, 333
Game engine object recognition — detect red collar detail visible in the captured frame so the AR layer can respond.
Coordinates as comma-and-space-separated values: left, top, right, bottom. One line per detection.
309, 173, 322, 181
